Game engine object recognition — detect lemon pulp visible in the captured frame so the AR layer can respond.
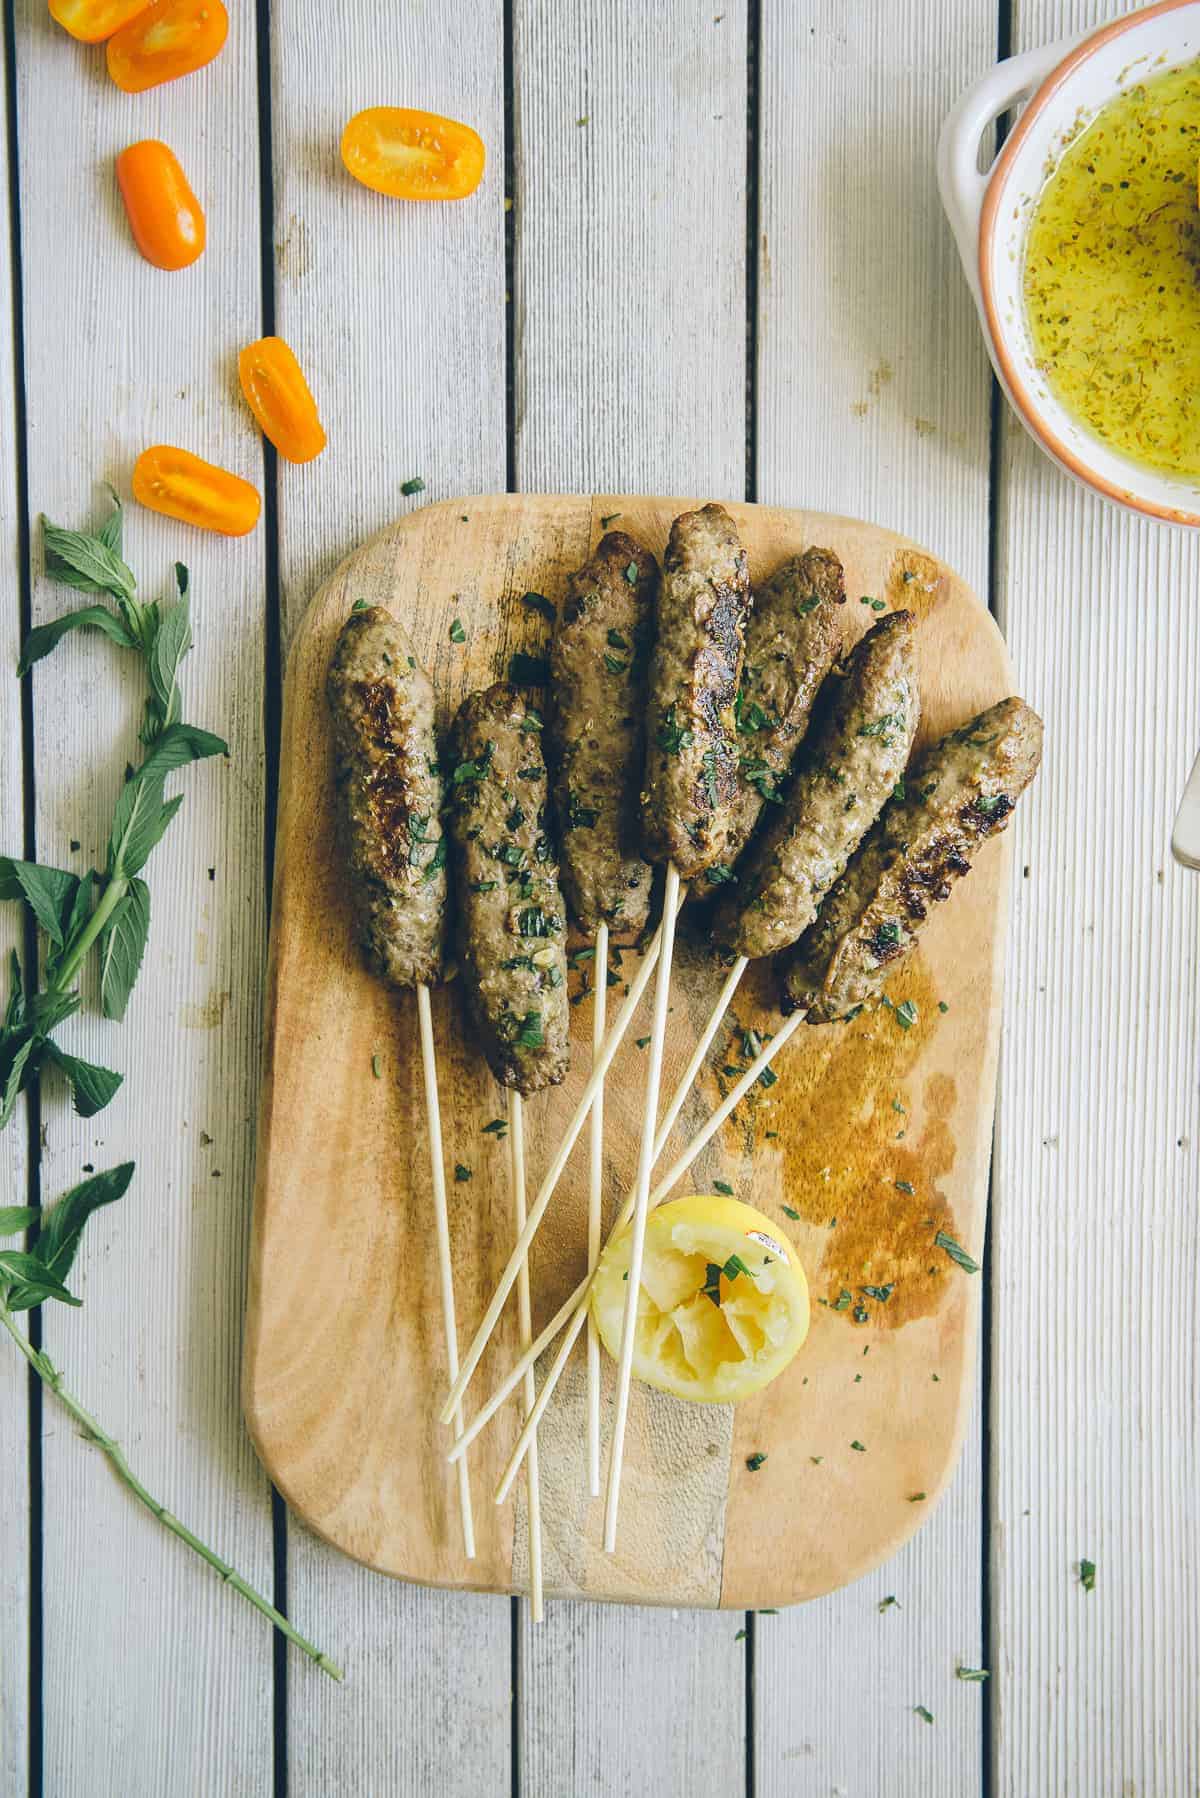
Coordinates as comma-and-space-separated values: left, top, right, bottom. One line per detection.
590, 1193, 809, 1404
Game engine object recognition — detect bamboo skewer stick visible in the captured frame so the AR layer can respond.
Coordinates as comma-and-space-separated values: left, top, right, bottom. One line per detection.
438, 890, 685, 1426
603, 861, 684, 1552
489, 1004, 807, 1504
416, 982, 476, 1559
507, 1090, 544, 1622
586, 919, 609, 1498
650, 954, 748, 1164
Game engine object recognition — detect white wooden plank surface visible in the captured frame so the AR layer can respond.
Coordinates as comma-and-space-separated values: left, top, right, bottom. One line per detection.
15, 6, 274, 1791
0, 12, 29, 1778
994, 11, 1200, 1785
268, 8, 514, 1787
513, 0, 751, 1780
754, 3, 996, 1791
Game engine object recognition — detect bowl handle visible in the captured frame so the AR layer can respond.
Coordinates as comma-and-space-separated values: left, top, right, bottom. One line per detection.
936, 36, 1082, 301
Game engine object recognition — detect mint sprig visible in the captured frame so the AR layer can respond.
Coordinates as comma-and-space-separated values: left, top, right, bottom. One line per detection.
0, 1173, 341, 1678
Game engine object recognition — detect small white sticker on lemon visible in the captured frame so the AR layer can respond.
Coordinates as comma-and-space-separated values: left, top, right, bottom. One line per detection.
590, 1193, 809, 1404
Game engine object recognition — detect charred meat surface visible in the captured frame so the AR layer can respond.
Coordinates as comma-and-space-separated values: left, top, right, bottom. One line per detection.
446, 682, 570, 1093
711, 610, 920, 958
721, 547, 845, 870
326, 604, 447, 988
641, 503, 751, 880
549, 531, 657, 937
780, 696, 1043, 1020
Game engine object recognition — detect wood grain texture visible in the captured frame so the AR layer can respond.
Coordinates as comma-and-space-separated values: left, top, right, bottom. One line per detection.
993, 10, 1200, 1780
0, 15, 28, 1776
754, 2, 997, 1789
267, 6, 514, 1780
14, 5, 273, 1790
247, 493, 1014, 1611
512, 0, 748, 497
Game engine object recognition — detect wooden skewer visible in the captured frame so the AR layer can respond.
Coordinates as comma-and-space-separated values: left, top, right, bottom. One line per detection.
416, 982, 476, 1559
438, 891, 685, 1426
507, 1090, 544, 1622
586, 919, 609, 1498
489, 1005, 808, 1504
650, 954, 748, 1165
603, 861, 684, 1553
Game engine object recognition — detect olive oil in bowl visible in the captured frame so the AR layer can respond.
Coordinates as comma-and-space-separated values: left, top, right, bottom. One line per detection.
1023, 59, 1200, 480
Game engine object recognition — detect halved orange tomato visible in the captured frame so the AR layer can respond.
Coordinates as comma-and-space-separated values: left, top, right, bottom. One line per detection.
116, 140, 205, 270
132, 446, 260, 536
48, 0, 149, 42
107, 0, 228, 92
238, 337, 326, 464
340, 107, 485, 202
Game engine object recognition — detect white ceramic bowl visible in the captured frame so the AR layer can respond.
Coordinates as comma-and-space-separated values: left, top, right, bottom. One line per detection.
938, 0, 1200, 527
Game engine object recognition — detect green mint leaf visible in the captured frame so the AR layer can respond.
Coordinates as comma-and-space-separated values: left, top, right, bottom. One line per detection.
17, 604, 137, 676
98, 877, 150, 1021
44, 1044, 123, 1119
146, 590, 192, 737
0, 859, 79, 949
4, 1276, 83, 1313
29, 1162, 135, 1293
0, 1206, 38, 1237
0, 1250, 80, 1307
107, 777, 183, 880
25, 987, 80, 1037
133, 720, 228, 785
42, 517, 136, 604
97, 491, 124, 555
0, 1037, 38, 1131
934, 1229, 979, 1275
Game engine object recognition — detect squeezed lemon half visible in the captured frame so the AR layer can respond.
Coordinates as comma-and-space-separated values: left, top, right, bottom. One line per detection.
590, 1194, 809, 1404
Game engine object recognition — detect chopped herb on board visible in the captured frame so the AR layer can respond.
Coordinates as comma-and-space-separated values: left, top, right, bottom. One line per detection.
400, 476, 425, 496
909, 1492, 927, 1502
957, 1667, 990, 1682
623, 560, 638, 585
713, 1179, 734, 1196
701, 1262, 724, 1307
606, 628, 629, 650
938, 1000, 949, 1013
603, 653, 629, 675
781, 1205, 800, 1220
635, 1035, 651, 1049
656, 705, 694, 755
449, 618, 466, 643
482, 1118, 508, 1137
371, 1054, 382, 1079
745, 1452, 767, 1472
895, 1179, 914, 1195
351, 597, 369, 613
878, 1595, 899, 1613
850, 1440, 866, 1453
600, 512, 620, 528
894, 999, 918, 1030
833, 1288, 852, 1311
454, 1164, 472, 1182
914, 1706, 934, 1725
861, 1283, 894, 1302
521, 591, 556, 622
1079, 1558, 1096, 1592
935, 1229, 979, 1274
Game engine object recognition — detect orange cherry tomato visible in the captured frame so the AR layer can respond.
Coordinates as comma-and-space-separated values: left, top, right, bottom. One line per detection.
132, 446, 260, 536
106, 0, 227, 92
116, 141, 205, 271
48, 0, 149, 43
340, 107, 485, 202
238, 337, 326, 464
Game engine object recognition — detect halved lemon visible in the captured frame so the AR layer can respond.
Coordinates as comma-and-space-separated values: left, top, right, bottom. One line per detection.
590, 1194, 810, 1404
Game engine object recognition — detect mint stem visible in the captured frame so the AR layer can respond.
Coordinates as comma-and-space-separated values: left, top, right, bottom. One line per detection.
0, 1298, 342, 1682
47, 873, 128, 997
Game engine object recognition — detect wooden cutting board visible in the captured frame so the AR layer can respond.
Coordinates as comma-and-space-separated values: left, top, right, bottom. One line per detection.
244, 494, 1017, 1609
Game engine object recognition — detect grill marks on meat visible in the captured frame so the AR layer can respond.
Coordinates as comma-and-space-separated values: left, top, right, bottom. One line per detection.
711, 610, 920, 959
780, 696, 1043, 1021
721, 546, 845, 872
446, 682, 570, 1093
642, 503, 751, 879
326, 604, 447, 988
548, 532, 656, 936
